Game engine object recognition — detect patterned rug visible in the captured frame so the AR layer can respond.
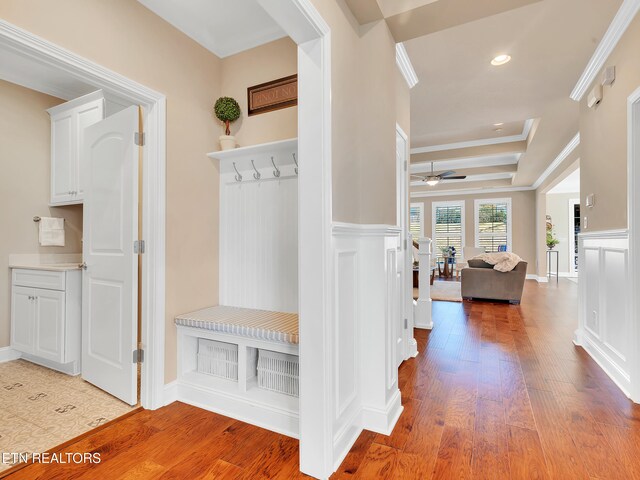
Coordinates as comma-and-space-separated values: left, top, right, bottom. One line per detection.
0, 359, 135, 470
413, 281, 463, 302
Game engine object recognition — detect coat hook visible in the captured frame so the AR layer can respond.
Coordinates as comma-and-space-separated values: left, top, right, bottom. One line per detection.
271, 156, 281, 178
33, 216, 41, 222
292, 153, 298, 175
233, 162, 242, 182
251, 159, 261, 180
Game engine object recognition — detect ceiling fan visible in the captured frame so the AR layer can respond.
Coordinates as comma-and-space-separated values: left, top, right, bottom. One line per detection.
411, 162, 467, 186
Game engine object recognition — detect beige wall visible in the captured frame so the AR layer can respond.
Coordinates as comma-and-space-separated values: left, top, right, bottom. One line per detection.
0, 80, 83, 348
220, 37, 298, 147
311, 0, 401, 225
546, 192, 580, 274
580, 14, 640, 232
414, 191, 537, 274
0, 0, 223, 382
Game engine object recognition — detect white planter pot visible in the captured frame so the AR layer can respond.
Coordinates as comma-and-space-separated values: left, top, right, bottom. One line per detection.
219, 135, 236, 150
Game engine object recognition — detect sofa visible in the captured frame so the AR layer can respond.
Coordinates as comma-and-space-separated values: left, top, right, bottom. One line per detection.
461, 259, 528, 304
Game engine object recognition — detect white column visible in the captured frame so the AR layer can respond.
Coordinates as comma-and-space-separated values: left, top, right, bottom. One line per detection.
415, 237, 433, 329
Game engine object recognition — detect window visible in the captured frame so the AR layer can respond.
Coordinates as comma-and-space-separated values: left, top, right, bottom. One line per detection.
475, 198, 512, 252
409, 203, 424, 239
432, 201, 465, 254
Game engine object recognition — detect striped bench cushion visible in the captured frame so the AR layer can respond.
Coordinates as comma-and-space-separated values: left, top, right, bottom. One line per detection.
174, 306, 299, 344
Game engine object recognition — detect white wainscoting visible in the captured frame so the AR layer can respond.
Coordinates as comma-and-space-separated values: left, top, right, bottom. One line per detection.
575, 230, 631, 396
0, 347, 20, 363
219, 163, 298, 313
331, 223, 404, 469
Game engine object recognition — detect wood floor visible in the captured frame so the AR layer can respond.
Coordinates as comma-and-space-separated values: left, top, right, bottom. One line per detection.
7, 279, 640, 479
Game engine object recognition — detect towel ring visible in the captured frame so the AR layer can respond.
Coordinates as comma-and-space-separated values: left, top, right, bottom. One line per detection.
292, 153, 298, 175
232, 162, 242, 182
271, 156, 281, 178
251, 159, 261, 180
33, 216, 41, 222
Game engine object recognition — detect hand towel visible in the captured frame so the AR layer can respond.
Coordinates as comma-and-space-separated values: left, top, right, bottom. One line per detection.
39, 217, 65, 247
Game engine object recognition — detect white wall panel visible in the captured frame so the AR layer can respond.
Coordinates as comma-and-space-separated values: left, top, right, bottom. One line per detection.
576, 231, 630, 396
220, 175, 298, 312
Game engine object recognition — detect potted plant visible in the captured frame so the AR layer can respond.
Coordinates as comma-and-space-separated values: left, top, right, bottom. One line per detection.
546, 231, 559, 250
214, 96, 241, 150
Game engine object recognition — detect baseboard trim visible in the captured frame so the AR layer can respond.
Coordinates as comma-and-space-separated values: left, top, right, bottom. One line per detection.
536, 276, 549, 283
163, 380, 178, 406
332, 408, 363, 473
360, 388, 403, 436
580, 334, 631, 398
0, 347, 20, 363
19, 353, 79, 375
176, 380, 299, 439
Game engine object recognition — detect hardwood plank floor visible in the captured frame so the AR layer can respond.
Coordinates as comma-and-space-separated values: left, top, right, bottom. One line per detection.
6, 279, 640, 479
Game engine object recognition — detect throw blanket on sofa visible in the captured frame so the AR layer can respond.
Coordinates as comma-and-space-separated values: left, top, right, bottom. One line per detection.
472, 252, 523, 272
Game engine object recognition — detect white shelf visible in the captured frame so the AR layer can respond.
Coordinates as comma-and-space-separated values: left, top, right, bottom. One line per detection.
207, 137, 297, 162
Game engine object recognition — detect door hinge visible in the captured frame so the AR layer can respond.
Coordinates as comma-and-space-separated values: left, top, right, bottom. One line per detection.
134, 132, 145, 146
404, 318, 408, 329
404, 160, 408, 172
134, 240, 145, 254
133, 349, 144, 363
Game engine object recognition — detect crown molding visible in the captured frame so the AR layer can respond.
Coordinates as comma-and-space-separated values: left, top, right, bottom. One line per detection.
410, 186, 534, 198
411, 119, 534, 154
396, 43, 418, 89
532, 133, 580, 189
410, 153, 521, 173
570, 0, 640, 101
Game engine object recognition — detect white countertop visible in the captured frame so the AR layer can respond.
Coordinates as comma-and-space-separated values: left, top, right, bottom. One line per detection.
8, 253, 82, 272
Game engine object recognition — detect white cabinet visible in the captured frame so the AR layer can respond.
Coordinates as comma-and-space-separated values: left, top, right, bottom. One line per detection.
48, 91, 105, 206
10, 268, 81, 375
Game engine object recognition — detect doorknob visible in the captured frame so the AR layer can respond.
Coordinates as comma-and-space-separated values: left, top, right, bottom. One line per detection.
80, 262, 88, 270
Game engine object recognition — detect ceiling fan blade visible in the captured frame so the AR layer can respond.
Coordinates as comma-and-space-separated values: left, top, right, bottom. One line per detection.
410, 175, 427, 180
441, 175, 467, 180
438, 170, 457, 177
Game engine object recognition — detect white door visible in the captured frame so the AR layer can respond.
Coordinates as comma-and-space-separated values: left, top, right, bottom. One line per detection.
11, 286, 34, 354
396, 125, 413, 364
34, 289, 65, 363
82, 106, 140, 405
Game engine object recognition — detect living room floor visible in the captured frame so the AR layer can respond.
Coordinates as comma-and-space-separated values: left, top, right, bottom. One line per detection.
6, 279, 640, 479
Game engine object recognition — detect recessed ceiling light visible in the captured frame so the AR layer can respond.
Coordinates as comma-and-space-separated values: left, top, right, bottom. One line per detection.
493, 122, 504, 126
491, 54, 511, 66
494, 128, 503, 132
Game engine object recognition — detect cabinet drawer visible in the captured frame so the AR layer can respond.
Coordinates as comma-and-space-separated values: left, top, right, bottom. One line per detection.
12, 269, 65, 291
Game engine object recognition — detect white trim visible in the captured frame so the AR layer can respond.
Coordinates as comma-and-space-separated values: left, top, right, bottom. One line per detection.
396, 43, 418, 89
432, 200, 465, 252
570, 0, 640, 101
163, 380, 178, 406
0, 347, 20, 363
0, 19, 166, 410
536, 276, 549, 283
410, 153, 521, 173
332, 223, 402, 237
411, 185, 534, 198
207, 137, 297, 162
628, 86, 640, 402
578, 228, 629, 239
256, 1, 334, 477
410, 202, 424, 238
474, 198, 513, 252
411, 119, 533, 154
360, 389, 403, 435
525, 274, 538, 280
533, 133, 580, 189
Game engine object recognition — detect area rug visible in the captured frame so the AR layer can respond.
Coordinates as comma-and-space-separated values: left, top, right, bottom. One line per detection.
413, 281, 462, 302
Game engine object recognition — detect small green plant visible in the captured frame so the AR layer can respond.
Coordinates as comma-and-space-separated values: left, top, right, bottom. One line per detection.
214, 97, 241, 136
546, 231, 559, 249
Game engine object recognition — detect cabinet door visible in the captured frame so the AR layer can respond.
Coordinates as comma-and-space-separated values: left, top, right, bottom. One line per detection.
11, 286, 34, 354
50, 111, 75, 205
75, 99, 104, 201
34, 289, 65, 363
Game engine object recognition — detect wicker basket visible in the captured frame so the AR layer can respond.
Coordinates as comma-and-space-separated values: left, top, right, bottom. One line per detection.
257, 349, 299, 397
197, 338, 238, 381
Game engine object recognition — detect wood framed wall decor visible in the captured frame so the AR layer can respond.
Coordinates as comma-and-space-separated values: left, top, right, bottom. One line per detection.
247, 74, 297, 116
